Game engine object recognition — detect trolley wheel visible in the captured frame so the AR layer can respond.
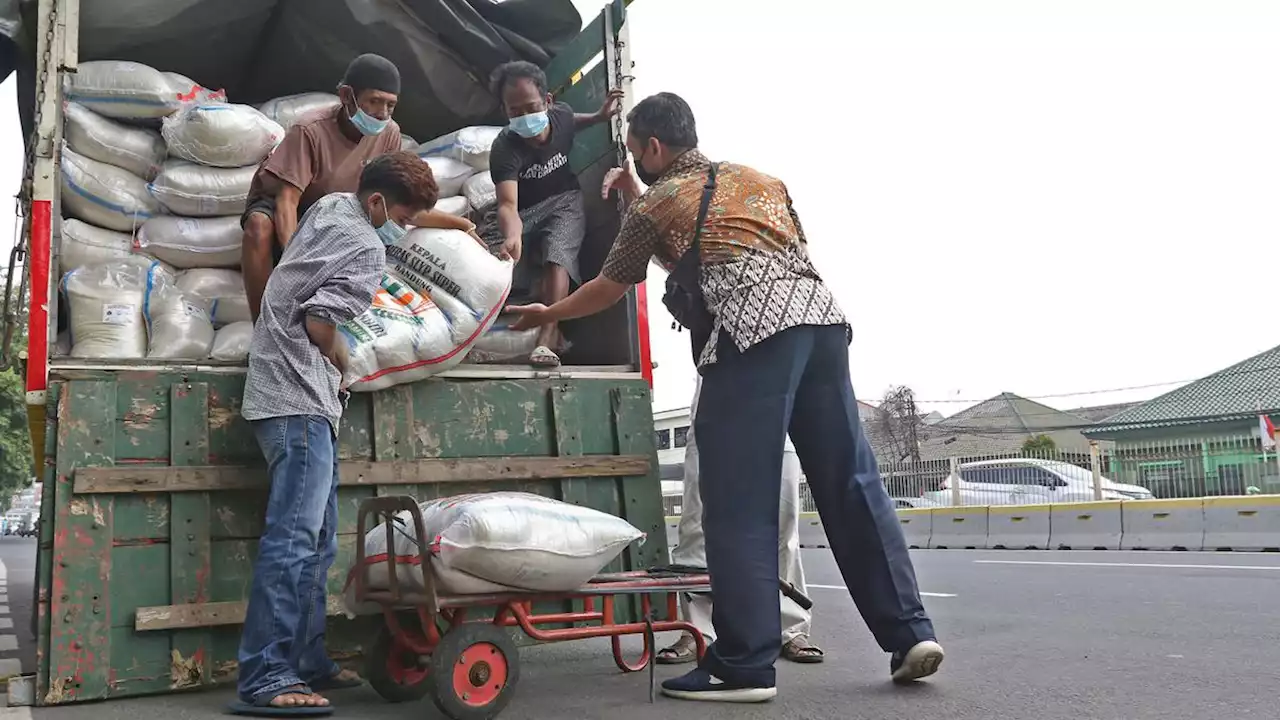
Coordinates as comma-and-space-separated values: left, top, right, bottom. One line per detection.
367, 623, 433, 703
429, 623, 520, 720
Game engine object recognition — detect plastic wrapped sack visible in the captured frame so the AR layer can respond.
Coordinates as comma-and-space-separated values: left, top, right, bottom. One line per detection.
137, 216, 241, 269
211, 322, 254, 361
146, 282, 215, 359
61, 145, 164, 232
462, 171, 496, 212
148, 160, 255, 217
62, 260, 166, 358
423, 156, 476, 197
464, 319, 542, 364
417, 126, 503, 170
434, 195, 471, 217
162, 104, 284, 168
67, 61, 188, 120
400, 134, 418, 151
387, 228, 512, 343
176, 268, 251, 326
162, 72, 227, 106
257, 93, 341, 130
59, 219, 135, 275
341, 492, 645, 616
63, 102, 167, 181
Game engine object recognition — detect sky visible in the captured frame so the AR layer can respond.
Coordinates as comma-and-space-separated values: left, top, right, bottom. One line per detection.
0, 1, 1277, 418
565, 0, 1280, 416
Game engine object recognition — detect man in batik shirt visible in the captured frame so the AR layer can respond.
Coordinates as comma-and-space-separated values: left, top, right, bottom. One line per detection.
505, 92, 944, 703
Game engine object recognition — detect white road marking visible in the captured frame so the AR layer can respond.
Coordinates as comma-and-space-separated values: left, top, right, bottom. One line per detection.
808, 584, 956, 597
974, 560, 1280, 571
0, 619, 12, 630
0, 636, 16, 652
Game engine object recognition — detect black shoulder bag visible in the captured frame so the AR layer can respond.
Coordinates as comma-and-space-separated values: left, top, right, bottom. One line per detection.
662, 163, 719, 363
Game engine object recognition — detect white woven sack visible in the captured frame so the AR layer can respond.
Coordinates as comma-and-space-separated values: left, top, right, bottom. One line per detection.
162, 72, 227, 105
418, 126, 503, 170
464, 318, 541, 364
162, 104, 284, 168
137, 216, 241, 269
61, 145, 164, 232
63, 102, 167, 180
148, 160, 255, 217
434, 195, 471, 217
210, 321, 254, 361
62, 260, 165, 358
337, 272, 455, 392
59, 219, 134, 275
68, 61, 186, 120
400, 134, 419, 151
257, 93, 341, 130
176, 268, 251, 327
422, 156, 475, 197
462, 171, 496, 212
425, 492, 644, 591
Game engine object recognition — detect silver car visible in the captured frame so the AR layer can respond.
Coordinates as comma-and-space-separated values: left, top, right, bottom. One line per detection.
922, 458, 1154, 506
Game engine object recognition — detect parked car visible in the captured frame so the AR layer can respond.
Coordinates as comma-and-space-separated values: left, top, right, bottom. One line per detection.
921, 458, 1154, 506
891, 496, 946, 509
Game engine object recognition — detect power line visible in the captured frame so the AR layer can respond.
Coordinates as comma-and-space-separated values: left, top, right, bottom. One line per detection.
905, 360, 1280, 405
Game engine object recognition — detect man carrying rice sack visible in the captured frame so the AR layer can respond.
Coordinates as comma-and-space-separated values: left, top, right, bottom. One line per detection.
232, 152, 439, 717
478, 61, 623, 367
240, 53, 477, 321
505, 93, 943, 703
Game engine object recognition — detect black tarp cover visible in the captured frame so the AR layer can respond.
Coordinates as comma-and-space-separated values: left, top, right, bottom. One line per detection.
3, 0, 583, 142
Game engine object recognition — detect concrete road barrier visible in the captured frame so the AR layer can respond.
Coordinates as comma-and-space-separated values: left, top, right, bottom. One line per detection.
1049, 500, 1123, 550
1201, 495, 1280, 551
896, 508, 933, 549
930, 505, 989, 549
1120, 498, 1205, 551
987, 504, 1052, 549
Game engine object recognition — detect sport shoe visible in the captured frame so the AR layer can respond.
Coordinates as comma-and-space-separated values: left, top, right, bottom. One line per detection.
660, 668, 777, 703
890, 640, 945, 684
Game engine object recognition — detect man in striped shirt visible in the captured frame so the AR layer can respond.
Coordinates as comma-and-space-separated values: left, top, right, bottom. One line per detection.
505, 92, 943, 704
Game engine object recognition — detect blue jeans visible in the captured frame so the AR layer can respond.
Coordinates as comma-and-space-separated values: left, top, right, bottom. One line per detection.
695, 325, 935, 687
237, 415, 342, 702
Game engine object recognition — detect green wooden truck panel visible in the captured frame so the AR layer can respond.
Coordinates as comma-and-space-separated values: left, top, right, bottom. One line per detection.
37, 373, 665, 703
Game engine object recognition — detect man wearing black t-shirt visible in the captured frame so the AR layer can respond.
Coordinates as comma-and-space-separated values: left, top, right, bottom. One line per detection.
481, 61, 622, 366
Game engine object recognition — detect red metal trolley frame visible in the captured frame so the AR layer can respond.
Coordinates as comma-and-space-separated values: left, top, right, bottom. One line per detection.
351, 496, 710, 719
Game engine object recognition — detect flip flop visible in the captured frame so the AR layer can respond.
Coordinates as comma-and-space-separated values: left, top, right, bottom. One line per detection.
530, 345, 561, 367
226, 685, 333, 717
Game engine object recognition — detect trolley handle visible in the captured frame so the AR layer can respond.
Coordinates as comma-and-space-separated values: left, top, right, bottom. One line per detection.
354, 495, 439, 613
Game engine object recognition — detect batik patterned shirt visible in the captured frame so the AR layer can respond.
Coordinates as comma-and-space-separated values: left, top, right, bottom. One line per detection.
600, 150, 848, 367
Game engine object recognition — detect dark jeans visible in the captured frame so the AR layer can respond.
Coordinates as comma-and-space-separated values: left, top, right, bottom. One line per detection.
237, 415, 342, 701
695, 324, 935, 687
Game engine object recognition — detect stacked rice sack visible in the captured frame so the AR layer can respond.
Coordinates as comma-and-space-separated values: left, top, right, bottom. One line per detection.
59, 60, 290, 361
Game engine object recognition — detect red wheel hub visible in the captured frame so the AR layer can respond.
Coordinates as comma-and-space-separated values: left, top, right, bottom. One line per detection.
386, 635, 429, 686
451, 642, 508, 707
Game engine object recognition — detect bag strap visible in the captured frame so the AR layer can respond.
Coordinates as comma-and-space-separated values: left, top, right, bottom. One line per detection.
688, 162, 719, 267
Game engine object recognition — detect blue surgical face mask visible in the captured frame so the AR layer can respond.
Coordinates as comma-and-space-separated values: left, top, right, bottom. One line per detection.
509, 110, 549, 138
349, 105, 389, 137
371, 199, 407, 245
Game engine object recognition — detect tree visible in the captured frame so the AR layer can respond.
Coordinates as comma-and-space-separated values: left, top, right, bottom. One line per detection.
1021, 434, 1057, 456
0, 271, 32, 503
877, 386, 922, 463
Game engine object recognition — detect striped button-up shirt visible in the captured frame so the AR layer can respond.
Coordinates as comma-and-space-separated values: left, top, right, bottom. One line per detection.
242, 193, 384, 430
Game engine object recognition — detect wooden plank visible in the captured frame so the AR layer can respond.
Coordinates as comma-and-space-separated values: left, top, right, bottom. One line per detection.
47, 381, 116, 703
75, 454, 653, 493
168, 382, 214, 688
135, 596, 347, 632
612, 386, 668, 572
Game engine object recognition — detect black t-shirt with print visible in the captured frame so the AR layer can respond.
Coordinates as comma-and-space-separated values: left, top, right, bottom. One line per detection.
489, 102, 579, 210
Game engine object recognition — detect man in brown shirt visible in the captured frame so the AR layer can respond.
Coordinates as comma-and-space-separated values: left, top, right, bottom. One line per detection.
241, 53, 476, 321
506, 92, 942, 703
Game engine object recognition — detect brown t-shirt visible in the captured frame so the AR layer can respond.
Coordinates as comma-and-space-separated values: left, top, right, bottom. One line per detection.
247, 105, 403, 215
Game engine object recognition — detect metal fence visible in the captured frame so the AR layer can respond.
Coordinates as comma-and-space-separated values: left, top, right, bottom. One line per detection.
662, 434, 1280, 515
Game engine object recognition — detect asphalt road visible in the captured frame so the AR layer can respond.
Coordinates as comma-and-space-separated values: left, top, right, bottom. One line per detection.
0, 537, 36, 679
22, 548, 1280, 720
